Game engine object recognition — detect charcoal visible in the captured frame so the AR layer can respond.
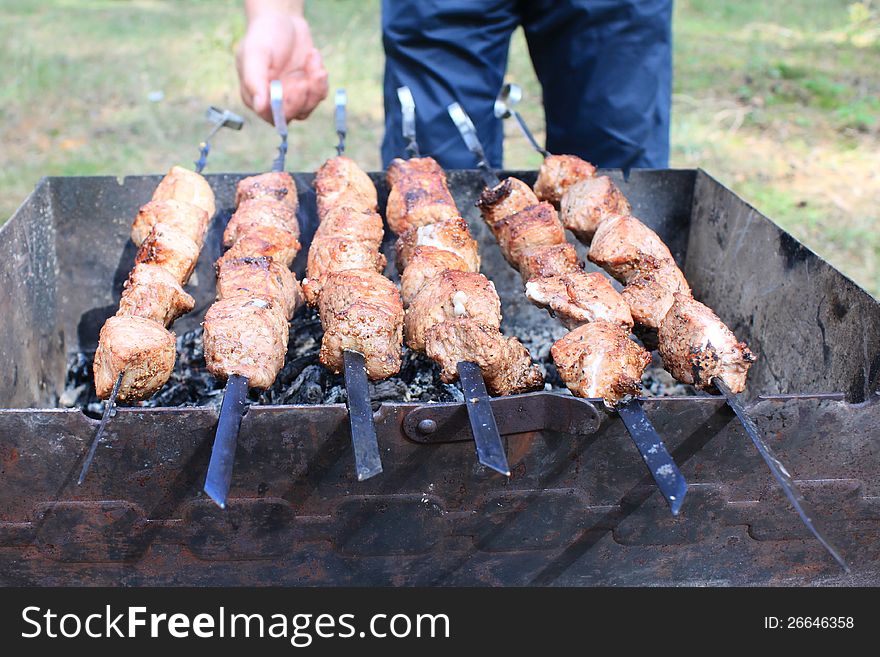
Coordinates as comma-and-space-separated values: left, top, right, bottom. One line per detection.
63, 304, 689, 410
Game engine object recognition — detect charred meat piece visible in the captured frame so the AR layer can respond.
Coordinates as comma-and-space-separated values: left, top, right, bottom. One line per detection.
525, 270, 634, 330
132, 199, 208, 248
491, 202, 566, 270
551, 320, 651, 403
404, 270, 502, 352
534, 154, 596, 207
621, 263, 692, 329
395, 215, 480, 273
235, 171, 298, 211
518, 243, 580, 281
303, 237, 387, 303
314, 155, 379, 217
315, 270, 404, 380
476, 177, 539, 229
400, 246, 470, 307
151, 165, 216, 218
93, 315, 176, 401
657, 293, 755, 393
216, 256, 303, 320
223, 198, 300, 247
203, 296, 290, 389
385, 157, 459, 234
425, 318, 544, 396
117, 263, 195, 326
219, 224, 301, 269
314, 206, 385, 250
560, 176, 630, 242
134, 223, 200, 285
588, 213, 679, 284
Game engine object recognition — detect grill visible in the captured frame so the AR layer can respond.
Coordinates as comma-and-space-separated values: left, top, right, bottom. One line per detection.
1, 168, 878, 586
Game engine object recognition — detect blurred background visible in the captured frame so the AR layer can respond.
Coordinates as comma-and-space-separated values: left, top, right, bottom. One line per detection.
1, 0, 877, 295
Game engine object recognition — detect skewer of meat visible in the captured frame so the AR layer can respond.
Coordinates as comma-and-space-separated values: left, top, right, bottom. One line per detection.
387, 88, 543, 476
80, 111, 241, 485
448, 102, 687, 514
514, 112, 846, 567
202, 81, 304, 508
300, 89, 403, 480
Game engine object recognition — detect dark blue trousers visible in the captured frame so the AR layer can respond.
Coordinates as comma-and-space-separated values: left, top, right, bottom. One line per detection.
381, 0, 672, 169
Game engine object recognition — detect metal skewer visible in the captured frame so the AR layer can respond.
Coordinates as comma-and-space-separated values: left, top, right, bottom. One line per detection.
495, 85, 849, 546
270, 79, 288, 173
80, 108, 241, 487
397, 86, 420, 159
204, 81, 289, 508
494, 83, 549, 158
331, 88, 383, 480
448, 101, 686, 509
394, 90, 509, 476
195, 107, 244, 174
714, 378, 849, 571
77, 371, 123, 485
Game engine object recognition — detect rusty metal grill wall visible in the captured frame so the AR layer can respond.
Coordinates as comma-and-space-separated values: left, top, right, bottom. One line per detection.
0, 169, 878, 586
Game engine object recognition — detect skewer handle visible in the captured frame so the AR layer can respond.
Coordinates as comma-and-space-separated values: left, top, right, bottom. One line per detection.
343, 350, 383, 481
714, 378, 849, 572
270, 80, 288, 172
204, 374, 249, 509
616, 398, 687, 515
195, 107, 244, 173
397, 86, 420, 158
457, 361, 511, 477
335, 89, 347, 156
447, 103, 500, 188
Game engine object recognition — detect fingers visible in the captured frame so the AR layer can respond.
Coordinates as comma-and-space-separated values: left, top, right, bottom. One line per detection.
236, 38, 273, 123
281, 49, 329, 122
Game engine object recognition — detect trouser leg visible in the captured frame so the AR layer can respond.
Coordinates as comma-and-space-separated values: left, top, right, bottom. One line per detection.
381, 0, 518, 168
521, 0, 673, 168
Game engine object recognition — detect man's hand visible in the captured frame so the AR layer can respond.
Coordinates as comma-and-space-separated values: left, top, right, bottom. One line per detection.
236, 2, 328, 123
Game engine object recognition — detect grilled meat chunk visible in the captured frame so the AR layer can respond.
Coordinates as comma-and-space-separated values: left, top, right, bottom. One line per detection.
476, 177, 539, 229
314, 206, 385, 250
385, 157, 459, 234
216, 256, 303, 320
132, 199, 208, 248
395, 215, 480, 273
534, 155, 596, 207
399, 246, 470, 307
117, 263, 195, 326
303, 237, 387, 304
203, 296, 290, 389
424, 318, 543, 396
151, 165, 216, 218
621, 263, 692, 329
314, 156, 379, 217
551, 320, 650, 403
315, 270, 404, 380
219, 224, 301, 269
657, 293, 755, 393
491, 202, 566, 270
525, 270, 633, 330
223, 198, 300, 247
404, 270, 502, 352
235, 171, 298, 211
560, 176, 630, 242
518, 244, 580, 281
134, 223, 200, 285
588, 213, 680, 284
93, 315, 176, 401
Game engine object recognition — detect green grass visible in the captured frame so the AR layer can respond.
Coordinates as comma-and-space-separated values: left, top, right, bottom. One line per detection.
1, 0, 878, 295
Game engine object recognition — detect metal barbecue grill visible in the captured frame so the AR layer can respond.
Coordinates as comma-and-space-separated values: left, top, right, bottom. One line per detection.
0, 168, 878, 586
